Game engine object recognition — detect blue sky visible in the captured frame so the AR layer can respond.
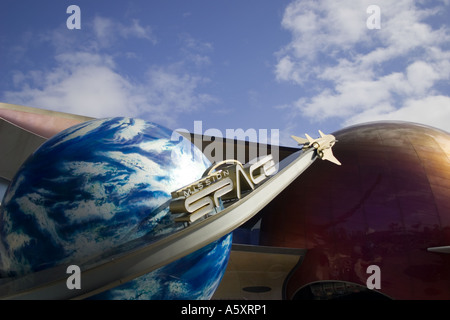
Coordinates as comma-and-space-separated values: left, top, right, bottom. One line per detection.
1, 0, 449, 147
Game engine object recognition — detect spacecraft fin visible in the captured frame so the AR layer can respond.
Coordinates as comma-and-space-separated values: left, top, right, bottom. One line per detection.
321, 148, 341, 166
318, 130, 325, 138
291, 135, 309, 146
305, 133, 314, 144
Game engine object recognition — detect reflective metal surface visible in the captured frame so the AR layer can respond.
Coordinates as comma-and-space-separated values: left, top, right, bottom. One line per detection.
259, 122, 450, 299
0, 102, 94, 139
0, 118, 46, 181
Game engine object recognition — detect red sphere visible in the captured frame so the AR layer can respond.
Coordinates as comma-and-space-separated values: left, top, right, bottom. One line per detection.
259, 121, 450, 299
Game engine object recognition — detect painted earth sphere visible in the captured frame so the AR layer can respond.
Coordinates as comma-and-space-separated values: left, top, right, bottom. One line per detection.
0, 117, 232, 299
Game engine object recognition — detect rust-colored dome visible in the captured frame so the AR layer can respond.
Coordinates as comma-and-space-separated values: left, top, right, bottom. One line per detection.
259, 121, 450, 299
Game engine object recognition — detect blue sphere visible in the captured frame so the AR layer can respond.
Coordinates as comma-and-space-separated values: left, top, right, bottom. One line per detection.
0, 117, 232, 299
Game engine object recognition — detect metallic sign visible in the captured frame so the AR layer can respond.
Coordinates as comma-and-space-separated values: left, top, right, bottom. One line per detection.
170, 154, 276, 223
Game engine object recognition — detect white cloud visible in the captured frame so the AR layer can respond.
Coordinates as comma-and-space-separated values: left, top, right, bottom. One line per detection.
276, 0, 450, 132
345, 95, 450, 131
4, 53, 138, 119
406, 61, 440, 95
36, 16, 157, 54
278, 0, 370, 63
275, 56, 298, 83
3, 16, 215, 128
178, 33, 214, 67
92, 16, 115, 47
4, 52, 216, 127
123, 19, 157, 43
93, 16, 157, 48
141, 65, 218, 123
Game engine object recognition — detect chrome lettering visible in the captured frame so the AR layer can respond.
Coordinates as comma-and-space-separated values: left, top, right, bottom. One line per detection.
171, 154, 275, 223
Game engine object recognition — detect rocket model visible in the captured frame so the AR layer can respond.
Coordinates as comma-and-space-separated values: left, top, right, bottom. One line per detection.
291, 130, 341, 166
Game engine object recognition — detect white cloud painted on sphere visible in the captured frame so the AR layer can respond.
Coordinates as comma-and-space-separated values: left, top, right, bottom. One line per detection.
275, 0, 450, 132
